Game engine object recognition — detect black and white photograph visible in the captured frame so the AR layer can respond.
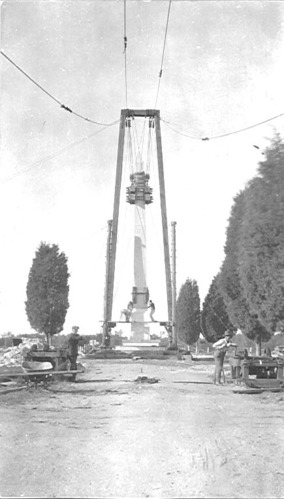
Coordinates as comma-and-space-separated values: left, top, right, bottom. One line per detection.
1, 1, 284, 497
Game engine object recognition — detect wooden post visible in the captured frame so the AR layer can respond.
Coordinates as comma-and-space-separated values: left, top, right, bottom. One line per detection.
277, 360, 284, 380
103, 220, 113, 345
171, 221, 177, 348
107, 111, 126, 326
155, 111, 172, 321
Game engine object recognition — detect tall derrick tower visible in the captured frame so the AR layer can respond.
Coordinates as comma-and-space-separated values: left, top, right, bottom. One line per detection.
103, 109, 173, 343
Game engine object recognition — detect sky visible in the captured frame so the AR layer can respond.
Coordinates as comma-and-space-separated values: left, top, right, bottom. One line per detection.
1, 0, 284, 336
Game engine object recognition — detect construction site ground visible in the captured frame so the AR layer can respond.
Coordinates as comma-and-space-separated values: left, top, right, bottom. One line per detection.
1, 357, 284, 499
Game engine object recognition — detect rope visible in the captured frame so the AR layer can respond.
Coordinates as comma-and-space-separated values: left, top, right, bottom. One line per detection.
123, 0, 128, 108
139, 118, 147, 163
133, 118, 142, 163
146, 121, 154, 174
161, 118, 201, 140
1, 51, 116, 126
154, 0, 172, 108
205, 300, 232, 331
201, 113, 284, 141
0, 122, 119, 184
130, 122, 135, 175
161, 112, 284, 142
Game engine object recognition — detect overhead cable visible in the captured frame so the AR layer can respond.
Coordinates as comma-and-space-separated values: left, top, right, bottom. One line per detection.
0, 121, 119, 184
206, 301, 232, 331
154, 0, 172, 109
161, 112, 284, 142
123, 0, 128, 107
1, 51, 117, 126
161, 118, 201, 140
200, 113, 284, 141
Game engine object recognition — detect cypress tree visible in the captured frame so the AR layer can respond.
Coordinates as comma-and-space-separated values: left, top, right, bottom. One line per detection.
201, 274, 235, 343
239, 135, 284, 334
176, 278, 201, 346
25, 242, 70, 345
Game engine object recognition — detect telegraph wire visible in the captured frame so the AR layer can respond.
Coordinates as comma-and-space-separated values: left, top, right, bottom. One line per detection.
161, 112, 284, 142
161, 118, 201, 140
123, 0, 128, 107
200, 113, 284, 141
1, 51, 117, 127
1, 51, 62, 105
154, 0, 172, 109
160, 115, 201, 138
206, 300, 232, 331
0, 121, 119, 184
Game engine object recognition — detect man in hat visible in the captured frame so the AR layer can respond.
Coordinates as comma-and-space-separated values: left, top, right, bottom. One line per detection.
213, 331, 237, 385
67, 326, 82, 380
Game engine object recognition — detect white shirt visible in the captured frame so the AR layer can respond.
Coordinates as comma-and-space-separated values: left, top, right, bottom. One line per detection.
213, 337, 230, 351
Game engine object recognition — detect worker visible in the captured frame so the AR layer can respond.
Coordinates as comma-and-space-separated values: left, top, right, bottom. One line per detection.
120, 301, 133, 322
213, 331, 237, 385
148, 300, 155, 322
127, 301, 133, 320
67, 326, 82, 381
104, 329, 111, 347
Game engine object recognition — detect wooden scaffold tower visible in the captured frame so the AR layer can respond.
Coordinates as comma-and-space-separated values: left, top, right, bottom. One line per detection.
103, 109, 176, 347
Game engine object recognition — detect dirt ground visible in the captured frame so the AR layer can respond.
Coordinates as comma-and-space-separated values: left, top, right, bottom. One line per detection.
1, 357, 284, 499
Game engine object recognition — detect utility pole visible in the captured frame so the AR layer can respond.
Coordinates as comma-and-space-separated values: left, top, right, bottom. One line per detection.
102, 220, 113, 345
171, 221, 177, 349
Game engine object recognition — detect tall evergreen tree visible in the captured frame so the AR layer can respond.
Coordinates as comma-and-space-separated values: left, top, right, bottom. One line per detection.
239, 135, 284, 334
176, 278, 201, 345
219, 190, 249, 331
25, 242, 70, 345
201, 274, 235, 343
219, 173, 273, 352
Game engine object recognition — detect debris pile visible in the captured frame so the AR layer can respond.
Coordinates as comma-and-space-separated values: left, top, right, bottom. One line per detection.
135, 375, 160, 384
0, 339, 45, 368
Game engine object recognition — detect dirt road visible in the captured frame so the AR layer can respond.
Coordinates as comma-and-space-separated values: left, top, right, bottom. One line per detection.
1, 358, 284, 498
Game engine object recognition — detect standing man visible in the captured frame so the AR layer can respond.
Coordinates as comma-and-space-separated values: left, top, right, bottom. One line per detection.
67, 325, 82, 381
213, 331, 237, 385
148, 300, 156, 322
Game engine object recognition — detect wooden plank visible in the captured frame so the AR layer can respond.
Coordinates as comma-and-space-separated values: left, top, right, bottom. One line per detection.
123, 109, 158, 118
0, 386, 27, 396
0, 369, 84, 378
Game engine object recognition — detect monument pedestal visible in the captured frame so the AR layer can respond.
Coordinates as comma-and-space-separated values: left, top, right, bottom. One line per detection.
130, 307, 150, 341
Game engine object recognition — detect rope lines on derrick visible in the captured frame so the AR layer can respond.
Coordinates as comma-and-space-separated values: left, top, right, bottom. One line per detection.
154, 0, 172, 109
126, 119, 134, 175
0, 51, 117, 127
161, 112, 284, 142
132, 118, 146, 166
138, 118, 147, 162
146, 119, 154, 175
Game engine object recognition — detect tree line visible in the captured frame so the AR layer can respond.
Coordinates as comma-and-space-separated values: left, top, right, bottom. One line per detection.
24, 135, 284, 350
177, 135, 284, 352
